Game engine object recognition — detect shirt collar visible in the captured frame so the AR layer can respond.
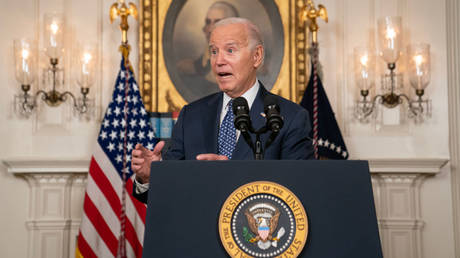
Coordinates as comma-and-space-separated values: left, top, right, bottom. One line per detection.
222, 79, 260, 110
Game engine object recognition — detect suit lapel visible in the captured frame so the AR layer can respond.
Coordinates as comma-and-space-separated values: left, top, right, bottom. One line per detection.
232, 83, 268, 160
203, 93, 222, 154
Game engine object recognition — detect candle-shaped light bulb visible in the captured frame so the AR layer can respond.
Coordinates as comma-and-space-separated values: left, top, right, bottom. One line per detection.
21, 49, 30, 59
50, 22, 59, 34
354, 47, 375, 91
76, 44, 97, 88
82, 52, 92, 76
378, 16, 402, 63
83, 53, 92, 64
414, 54, 423, 76
360, 55, 368, 66
386, 28, 396, 39
44, 13, 64, 58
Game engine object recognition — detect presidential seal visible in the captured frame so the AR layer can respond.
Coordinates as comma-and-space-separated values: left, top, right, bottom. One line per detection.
218, 181, 308, 258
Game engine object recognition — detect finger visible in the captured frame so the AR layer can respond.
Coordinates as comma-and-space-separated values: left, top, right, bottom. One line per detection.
131, 149, 142, 157
196, 154, 229, 160
131, 157, 144, 165
152, 141, 165, 156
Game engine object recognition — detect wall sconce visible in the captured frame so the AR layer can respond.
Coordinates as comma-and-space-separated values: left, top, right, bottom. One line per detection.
14, 13, 95, 117
354, 16, 431, 123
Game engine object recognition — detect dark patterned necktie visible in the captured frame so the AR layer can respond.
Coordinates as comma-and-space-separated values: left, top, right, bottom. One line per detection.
218, 99, 236, 159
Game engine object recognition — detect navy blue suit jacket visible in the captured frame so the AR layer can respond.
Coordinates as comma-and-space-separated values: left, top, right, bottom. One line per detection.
133, 83, 314, 203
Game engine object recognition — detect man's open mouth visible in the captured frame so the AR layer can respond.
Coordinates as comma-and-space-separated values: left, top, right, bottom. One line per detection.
217, 72, 233, 78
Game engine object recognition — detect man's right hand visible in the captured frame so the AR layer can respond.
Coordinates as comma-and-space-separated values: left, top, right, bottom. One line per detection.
131, 141, 165, 184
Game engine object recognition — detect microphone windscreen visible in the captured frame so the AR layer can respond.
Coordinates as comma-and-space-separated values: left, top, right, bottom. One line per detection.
233, 97, 249, 115
264, 95, 279, 113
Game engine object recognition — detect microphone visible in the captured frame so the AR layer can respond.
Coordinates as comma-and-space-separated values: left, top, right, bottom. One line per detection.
263, 95, 284, 133
232, 97, 252, 133
232, 97, 255, 153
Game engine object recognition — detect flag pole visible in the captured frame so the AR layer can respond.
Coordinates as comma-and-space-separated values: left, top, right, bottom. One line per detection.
299, 0, 328, 159
109, 1, 138, 257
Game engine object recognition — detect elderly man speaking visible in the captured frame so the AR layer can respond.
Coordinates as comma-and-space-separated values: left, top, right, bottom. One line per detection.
131, 18, 314, 203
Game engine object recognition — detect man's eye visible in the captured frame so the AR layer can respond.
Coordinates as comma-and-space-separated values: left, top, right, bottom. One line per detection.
228, 48, 234, 53
211, 49, 217, 55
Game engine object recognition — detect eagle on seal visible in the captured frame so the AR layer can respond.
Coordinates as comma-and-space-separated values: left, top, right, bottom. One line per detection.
244, 204, 280, 243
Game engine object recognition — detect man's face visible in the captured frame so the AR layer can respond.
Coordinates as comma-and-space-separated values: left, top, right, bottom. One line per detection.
209, 23, 263, 98
203, 8, 227, 42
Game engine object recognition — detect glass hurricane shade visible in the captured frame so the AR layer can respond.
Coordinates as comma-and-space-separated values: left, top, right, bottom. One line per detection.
354, 47, 375, 91
44, 13, 64, 59
14, 39, 37, 85
378, 16, 402, 64
76, 44, 97, 88
408, 43, 431, 90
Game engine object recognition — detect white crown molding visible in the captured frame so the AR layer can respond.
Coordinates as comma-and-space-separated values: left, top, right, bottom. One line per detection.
3, 160, 90, 174
368, 158, 448, 174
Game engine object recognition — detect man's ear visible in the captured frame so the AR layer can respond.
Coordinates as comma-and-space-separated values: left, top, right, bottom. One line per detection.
253, 45, 264, 68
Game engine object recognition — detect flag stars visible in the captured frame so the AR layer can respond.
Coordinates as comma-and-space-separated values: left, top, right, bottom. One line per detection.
128, 131, 135, 140
129, 119, 137, 128
107, 142, 115, 152
317, 138, 324, 146
132, 95, 138, 105
106, 107, 112, 116
138, 131, 145, 140
324, 140, 330, 147
140, 107, 147, 116
110, 131, 118, 140
133, 83, 139, 91
139, 119, 146, 128
100, 131, 107, 140
132, 108, 138, 116
116, 95, 123, 104
146, 143, 154, 150
127, 142, 134, 152
329, 143, 336, 150
114, 107, 121, 116
118, 83, 124, 91
118, 143, 124, 151
115, 155, 123, 163
148, 131, 155, 140
103, 119, 110, 128
112, 119, 120, 128
119, 130, 125, 139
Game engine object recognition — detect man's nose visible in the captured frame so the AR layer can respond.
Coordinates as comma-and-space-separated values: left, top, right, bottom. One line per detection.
215, 51, 227, 66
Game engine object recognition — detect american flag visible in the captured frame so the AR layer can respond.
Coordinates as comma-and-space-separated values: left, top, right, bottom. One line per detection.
76, 57, 158, 258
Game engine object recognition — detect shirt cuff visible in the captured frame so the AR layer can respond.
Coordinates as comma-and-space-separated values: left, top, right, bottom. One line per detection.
134, 177, 149, 194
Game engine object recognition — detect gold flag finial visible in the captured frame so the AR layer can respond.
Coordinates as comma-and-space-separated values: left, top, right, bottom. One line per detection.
109, 0, 138, 66
299, 0, 328, 43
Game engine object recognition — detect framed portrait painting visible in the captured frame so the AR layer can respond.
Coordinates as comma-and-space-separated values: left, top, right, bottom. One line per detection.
140, 0, 310, 112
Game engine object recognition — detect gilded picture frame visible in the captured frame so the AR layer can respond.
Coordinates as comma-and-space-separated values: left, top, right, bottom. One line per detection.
139, 0, 310, 112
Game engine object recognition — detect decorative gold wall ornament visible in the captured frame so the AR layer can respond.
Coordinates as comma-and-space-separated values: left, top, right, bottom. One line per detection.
139, 0, 311, 112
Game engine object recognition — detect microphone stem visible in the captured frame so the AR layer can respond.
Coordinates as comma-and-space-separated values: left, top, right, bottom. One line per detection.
255, 132, 264, 160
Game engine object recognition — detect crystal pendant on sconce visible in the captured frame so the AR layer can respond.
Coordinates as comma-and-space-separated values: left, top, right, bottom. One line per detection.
381, 72, 404, 94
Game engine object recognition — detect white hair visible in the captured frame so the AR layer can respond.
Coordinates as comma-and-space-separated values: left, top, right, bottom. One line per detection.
212, 17, 264, 52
